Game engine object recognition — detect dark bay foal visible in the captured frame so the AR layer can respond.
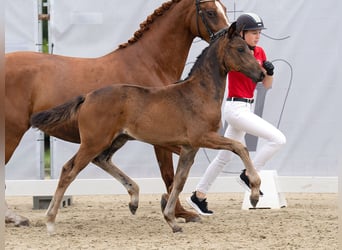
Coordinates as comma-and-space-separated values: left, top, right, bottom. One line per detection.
31, 23, 264, 233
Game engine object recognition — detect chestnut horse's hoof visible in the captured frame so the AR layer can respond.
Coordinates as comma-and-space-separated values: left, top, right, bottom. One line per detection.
172, 225, 183, 233
160, 193, 168, 212
175, 202, 201, 222
185, 215, 201, 223
129, 202, 138, 215
176, 207, 201, 222
15, 218, 30, 227
5, 213, 30, 227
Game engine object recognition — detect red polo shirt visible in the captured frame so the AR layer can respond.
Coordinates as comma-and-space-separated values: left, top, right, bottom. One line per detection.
227, 46, 266, 99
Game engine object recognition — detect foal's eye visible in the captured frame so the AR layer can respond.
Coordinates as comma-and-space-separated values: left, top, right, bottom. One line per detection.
237, 47, 244, 53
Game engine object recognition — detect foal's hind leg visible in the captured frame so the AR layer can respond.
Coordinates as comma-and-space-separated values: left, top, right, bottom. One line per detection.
45, 156, 77, 235
161, 146, 199, 232
154, 146, 201, 223
92, 134, 139, 214
46, 146, 100, 235
92, 158, 139, 215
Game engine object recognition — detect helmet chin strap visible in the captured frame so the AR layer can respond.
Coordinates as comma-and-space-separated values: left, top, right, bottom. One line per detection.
242, 31, 255, 51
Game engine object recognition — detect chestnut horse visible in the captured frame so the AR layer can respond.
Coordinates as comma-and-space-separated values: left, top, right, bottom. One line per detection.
31, 24, 264, 234
5, 0, 229, 225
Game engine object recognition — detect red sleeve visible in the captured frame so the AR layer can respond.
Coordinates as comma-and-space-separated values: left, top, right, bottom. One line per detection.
254, 46, 267, 64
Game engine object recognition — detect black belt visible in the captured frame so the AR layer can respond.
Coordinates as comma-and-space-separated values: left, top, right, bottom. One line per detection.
227, 97, 254, 104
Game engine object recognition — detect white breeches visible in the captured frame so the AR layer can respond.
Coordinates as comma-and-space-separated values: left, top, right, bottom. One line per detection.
196, 101, 286, 194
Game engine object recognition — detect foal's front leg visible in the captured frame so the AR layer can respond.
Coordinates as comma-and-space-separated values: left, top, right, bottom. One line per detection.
198, 132, 261, 207
161, 146, 198, 233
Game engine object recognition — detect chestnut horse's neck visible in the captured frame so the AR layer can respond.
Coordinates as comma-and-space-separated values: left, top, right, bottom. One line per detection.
103, 0, 199, 83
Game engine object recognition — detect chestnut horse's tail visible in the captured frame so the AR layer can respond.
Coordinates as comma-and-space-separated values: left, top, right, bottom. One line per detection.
30, 95, 85, 131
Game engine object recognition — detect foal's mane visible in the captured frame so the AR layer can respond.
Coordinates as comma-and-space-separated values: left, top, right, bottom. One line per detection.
183, 28, 229, 81
118, 0, 181, 49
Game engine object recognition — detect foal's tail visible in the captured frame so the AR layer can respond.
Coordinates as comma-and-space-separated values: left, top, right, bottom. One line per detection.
30, 95, 85, 131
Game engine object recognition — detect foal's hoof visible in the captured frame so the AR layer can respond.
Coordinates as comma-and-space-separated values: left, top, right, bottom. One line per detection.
46, 222, 56, 236
249, 196, 259, 208
129, 202, 138, 215
249, 187, 260, 208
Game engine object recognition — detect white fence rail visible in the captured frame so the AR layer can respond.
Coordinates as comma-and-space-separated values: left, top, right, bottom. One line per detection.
5, 176, 338, 196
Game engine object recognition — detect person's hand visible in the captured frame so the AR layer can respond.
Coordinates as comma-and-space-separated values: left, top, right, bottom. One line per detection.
263, 61, 274, 76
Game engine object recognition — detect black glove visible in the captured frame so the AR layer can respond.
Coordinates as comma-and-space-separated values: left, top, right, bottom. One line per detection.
263, 61, 274, 76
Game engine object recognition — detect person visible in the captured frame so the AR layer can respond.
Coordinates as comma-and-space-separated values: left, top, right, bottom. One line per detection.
186, 13, 286, 215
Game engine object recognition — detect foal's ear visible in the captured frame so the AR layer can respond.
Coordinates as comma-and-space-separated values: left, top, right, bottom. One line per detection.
227, 21, 238, 39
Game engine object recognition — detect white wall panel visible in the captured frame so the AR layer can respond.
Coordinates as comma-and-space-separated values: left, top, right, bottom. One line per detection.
5, 0, 44, 180
6, 0, 340, 183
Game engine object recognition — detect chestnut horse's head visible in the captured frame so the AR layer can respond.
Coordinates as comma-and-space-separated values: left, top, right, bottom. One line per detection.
191, 0, 229, 42
218, 22, 265, 83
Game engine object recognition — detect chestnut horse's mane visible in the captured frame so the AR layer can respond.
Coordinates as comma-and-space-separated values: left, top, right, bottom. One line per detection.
118, 0, 181, 49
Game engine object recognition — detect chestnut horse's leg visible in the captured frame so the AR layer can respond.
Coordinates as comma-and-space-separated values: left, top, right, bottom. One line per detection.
161, 146, 199, 232
198, 132, 261, 207
153, 146, 200, 222
5, 125, 32, 226
5, 123, 28, 164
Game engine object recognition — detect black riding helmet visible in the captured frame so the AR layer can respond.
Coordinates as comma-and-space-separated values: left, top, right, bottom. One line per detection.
236, 13, 266, 50
237, 13, 266, 31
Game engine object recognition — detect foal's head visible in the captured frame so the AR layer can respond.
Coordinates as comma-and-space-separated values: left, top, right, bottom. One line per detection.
217, 22, 265, 83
